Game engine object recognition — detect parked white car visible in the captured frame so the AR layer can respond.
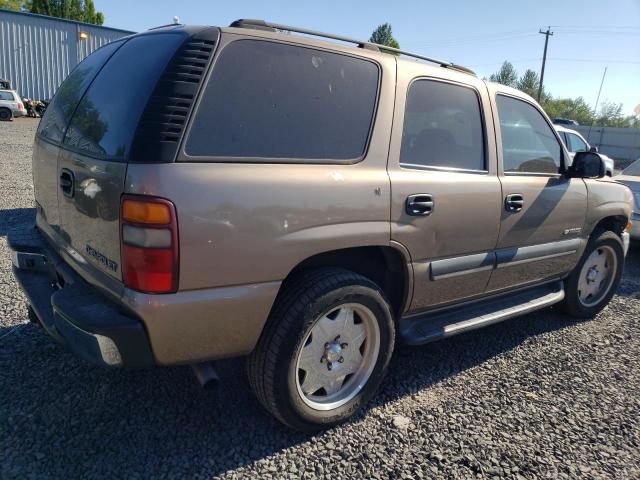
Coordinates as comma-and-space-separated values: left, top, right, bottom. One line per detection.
554, 125, 614, 176
0, 89, 27, 121
614, 159, 640, 240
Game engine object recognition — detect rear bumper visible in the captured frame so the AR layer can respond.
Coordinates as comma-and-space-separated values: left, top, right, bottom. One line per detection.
9, 225, 154, 367
12, 108, 27, 117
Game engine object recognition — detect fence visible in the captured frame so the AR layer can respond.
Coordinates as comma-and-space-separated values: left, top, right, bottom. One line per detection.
571, 125, 640, 164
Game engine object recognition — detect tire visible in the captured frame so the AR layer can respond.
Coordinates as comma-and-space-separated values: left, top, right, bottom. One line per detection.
0, 108, 12, 121
561, 229, 624, 318
247, 267, 395, 432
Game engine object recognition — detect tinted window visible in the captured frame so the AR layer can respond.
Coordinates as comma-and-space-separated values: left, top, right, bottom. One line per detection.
37, 41, 122, 143
497, 95, 562, 174
185, 40, 379, 160
567, 132, 588, 152
64, 33, 185, 160
400, 80, 485, 171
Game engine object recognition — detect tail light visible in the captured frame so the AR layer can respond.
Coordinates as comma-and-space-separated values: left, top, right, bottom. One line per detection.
120, 195, 179, 293
18, 102, 23, 110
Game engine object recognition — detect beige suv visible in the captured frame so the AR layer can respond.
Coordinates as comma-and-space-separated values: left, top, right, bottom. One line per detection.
9, 20, 633, 431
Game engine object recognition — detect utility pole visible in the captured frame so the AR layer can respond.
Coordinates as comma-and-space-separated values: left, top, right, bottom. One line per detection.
537, 26, 553, 102
588, 67, 607, 141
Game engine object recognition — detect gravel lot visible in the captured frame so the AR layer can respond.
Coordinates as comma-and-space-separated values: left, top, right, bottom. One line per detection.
1, 118, 639, 479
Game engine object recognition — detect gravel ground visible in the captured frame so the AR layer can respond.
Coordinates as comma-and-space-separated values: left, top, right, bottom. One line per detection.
1, 118, 639, 479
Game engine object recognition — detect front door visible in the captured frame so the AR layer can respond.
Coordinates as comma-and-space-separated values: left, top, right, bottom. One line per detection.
388, 68, 502, 313
486, 92, 587, 292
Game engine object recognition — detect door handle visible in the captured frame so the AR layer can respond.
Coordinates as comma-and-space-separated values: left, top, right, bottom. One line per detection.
406, 194, 434, 216
59, 169, 74, 198
505, 193, 524, 212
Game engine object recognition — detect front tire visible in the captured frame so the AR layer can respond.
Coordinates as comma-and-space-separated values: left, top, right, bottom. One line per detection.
561, 229, 624, 318
247, 268, 395, 432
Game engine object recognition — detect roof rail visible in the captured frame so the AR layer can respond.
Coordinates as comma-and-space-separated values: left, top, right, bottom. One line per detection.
228, 19, 476, 76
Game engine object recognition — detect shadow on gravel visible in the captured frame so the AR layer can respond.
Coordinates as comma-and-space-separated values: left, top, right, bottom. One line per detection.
0, 303, 586, 478
0, 207, 35, 237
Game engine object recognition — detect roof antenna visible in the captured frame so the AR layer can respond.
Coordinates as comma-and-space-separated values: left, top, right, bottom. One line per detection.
173, 16, 180, 25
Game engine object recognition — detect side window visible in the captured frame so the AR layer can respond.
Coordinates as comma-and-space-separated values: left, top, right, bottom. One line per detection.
496, 95, 562, 174
400, 79, 485, 171
0, 92, 13, 100
567, 133, 588, 152
185, 40, 379, 160
37, 40, 123, 144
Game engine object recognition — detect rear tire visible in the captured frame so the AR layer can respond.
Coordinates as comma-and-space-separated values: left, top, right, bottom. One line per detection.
0, 108, 12, 121
247, 268, 395, 432
561, 229, 624, 318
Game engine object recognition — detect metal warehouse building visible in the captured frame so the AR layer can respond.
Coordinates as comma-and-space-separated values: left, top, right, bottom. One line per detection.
0, 8, 134, 100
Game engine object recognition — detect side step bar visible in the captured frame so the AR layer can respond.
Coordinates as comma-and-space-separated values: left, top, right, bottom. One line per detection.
400, 281, 565, 345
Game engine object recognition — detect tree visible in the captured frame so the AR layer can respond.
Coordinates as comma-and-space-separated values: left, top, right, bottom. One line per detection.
369, 23, 400, 53
596, 101, 624, 127
0, 0, 26, 10
516, 69, 541, 99
542, 97, 594, 125
489, 61, 518, 87
29, 0, 105, 25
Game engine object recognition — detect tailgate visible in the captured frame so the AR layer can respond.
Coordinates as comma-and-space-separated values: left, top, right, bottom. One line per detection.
51, 32, 188, 280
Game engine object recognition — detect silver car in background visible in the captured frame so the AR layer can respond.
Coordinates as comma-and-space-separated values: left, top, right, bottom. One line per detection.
0, 89, 27, 121
554, 124, 614, 177
615, 159, 640, 239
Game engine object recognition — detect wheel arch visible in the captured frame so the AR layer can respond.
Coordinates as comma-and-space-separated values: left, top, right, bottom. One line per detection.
590, 214, 628, 237
278, 245, 412, 320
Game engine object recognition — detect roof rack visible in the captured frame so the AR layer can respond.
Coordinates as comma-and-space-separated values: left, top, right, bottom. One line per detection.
228, 19, 476, 76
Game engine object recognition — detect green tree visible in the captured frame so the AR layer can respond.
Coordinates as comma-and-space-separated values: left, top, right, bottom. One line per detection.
516, 69, 541, 99
369, 23, 400, 53
596, 100, 625, 127
542, 97, 594, 125
0, 0, 26, 10
489, 61, 518, 87
29, 0, 104, 25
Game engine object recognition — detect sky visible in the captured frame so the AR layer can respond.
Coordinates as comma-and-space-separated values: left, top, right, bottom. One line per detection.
97, 0, 640, 115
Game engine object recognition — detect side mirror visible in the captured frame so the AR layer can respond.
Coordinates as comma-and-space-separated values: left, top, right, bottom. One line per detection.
589, 146, 598, 153
568, 151, 605, 179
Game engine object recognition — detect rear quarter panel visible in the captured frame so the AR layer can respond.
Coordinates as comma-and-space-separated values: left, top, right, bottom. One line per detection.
125, 38, 397, 292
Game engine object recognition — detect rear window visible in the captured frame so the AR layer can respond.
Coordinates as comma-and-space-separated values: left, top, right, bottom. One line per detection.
37, 40, 122, 143
63, 33, 186, 161
185, 40, 379, 161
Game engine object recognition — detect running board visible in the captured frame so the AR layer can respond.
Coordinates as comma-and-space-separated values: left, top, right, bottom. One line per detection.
400, 282, 565, 345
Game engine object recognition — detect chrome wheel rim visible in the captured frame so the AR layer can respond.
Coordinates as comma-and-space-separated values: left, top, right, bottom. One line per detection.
295, 303, 380, 411
578, 245, 617, 307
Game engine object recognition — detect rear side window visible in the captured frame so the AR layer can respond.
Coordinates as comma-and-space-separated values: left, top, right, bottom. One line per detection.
63, 33, 186, 160
400, 80, 485, 171
0, 91, 14, 100
497, 95, 562, 174
37, 41, 123, 143
185, 40, 379, 161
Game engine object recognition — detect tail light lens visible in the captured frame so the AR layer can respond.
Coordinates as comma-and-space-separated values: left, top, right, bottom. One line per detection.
18, 102, 23, 110
120, 195, 178, 293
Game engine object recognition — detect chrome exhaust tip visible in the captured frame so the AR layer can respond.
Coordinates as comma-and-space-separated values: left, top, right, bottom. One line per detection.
191, 361, 220, 390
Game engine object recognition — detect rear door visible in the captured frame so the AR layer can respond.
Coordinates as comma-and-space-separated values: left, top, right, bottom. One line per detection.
33, 40, 124, 240
388, 65, 502, 312
487, 91, 587, 292
56, 32, 187, 280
